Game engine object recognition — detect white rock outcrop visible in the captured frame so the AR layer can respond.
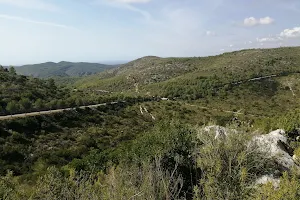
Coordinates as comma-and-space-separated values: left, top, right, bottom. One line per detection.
250, 129, 296, 170
255, 175, 280, 188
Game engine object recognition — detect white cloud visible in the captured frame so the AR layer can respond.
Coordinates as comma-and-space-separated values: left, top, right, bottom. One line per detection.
243, 16, 274, 26
206, 30, 216, 36
254, 26, 300, 49
244, 17, 257, 26
256, 36, 282, 42
280, 27, 300, 38
0, 0, 59, 11
259, 17, 274, 25
229, 44, 234, 47
257, 27, 300, 42
0, 14, 74, 29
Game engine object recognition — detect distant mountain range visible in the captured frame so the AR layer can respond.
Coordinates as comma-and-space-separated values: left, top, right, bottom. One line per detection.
15, 61, 117, 78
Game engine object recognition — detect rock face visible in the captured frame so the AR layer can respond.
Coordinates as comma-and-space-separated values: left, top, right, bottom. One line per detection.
255, 175, 280, 188
204, 127, 296, 171
250, 129, 296, 170
202, 127, 299, 187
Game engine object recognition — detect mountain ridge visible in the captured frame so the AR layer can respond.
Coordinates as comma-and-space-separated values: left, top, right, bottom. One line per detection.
76, 46, 300, 92
16, 61, 117, 78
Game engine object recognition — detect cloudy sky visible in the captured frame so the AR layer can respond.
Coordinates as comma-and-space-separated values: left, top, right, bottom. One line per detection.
0, 0, 299, 65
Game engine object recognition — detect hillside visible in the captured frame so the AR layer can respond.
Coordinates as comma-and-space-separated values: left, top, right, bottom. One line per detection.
74, 47, 300, 117
0, 66, 67, 114
0, 66, 108, 115
16, 61, 116, 78
76, 47, 300, 93
2, 47, 300, 200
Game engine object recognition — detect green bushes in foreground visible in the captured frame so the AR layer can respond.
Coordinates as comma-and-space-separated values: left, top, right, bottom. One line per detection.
194, 127, 278, 200
254, 169, 300, 200
2, 122, 298, 200
1, 161, 183, 200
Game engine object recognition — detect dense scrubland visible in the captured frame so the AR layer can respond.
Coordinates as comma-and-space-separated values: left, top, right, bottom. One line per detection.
1, 47, 300, 199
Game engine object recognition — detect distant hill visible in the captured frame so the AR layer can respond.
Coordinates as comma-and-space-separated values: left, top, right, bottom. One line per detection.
16, 61, 116, 78
0, 67, 69, 115
75, 47, 300, 116
76, 47, 300, 92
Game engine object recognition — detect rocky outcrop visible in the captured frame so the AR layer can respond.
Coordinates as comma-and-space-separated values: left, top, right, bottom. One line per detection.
201, 127, 299, 187
255, 175, 280, 188
203, 127, 296, 170
249, 129, 296, 170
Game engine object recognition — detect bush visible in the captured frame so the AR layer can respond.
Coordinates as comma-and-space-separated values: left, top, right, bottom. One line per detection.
253, 170, 300, 200
194, 127, 278, 200
0, 171, 19, 200
2, 160, 184, 200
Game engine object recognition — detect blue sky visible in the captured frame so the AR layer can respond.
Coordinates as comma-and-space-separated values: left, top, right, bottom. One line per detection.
0, 0, 299, 65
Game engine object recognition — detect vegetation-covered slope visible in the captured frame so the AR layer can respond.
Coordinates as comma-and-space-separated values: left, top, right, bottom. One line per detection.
76, 47, 300, 93
16, 61, 116, 78
0, 66, 70, 114
2, 47, 300, 200
74, 47, 300, 119
0, 66, 111, 115
2, 107, 300, 199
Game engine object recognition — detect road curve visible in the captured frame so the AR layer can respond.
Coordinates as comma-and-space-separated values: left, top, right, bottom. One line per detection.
0, 102, 121, 121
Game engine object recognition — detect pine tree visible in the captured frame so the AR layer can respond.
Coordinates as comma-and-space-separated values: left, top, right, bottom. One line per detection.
19, 98, 31, 111
6, 100, 19, 114
9, 66, 16, 75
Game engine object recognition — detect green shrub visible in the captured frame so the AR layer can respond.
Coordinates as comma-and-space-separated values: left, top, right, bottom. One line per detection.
194, 127, 278, 200
0, 171, 19, 200
253, 170, 300, 200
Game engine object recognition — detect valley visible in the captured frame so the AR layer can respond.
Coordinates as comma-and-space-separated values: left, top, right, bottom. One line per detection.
1, 46, 300, 199
2, 0, 300, 198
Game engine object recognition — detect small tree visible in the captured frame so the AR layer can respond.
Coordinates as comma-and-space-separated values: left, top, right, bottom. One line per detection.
48, 100, 58, 109
6, 100, 19, 114
9, 66, 16, 75
47, 78, 57, 90
34, 99, 44, 110
57, 99, 66, 109
19, 98, 31, 111
75, 99, 83, 107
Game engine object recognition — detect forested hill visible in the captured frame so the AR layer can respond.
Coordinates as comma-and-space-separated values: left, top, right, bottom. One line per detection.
74, 46, 300, 118
76, 47, 300, 93
0, 66, 106, 115
0, 66, 70, 115
3, 47, 300, 199
16, 61, 116, 78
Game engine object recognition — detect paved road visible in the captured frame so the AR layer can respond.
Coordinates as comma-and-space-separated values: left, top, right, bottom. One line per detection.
0, 102, 120, 121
